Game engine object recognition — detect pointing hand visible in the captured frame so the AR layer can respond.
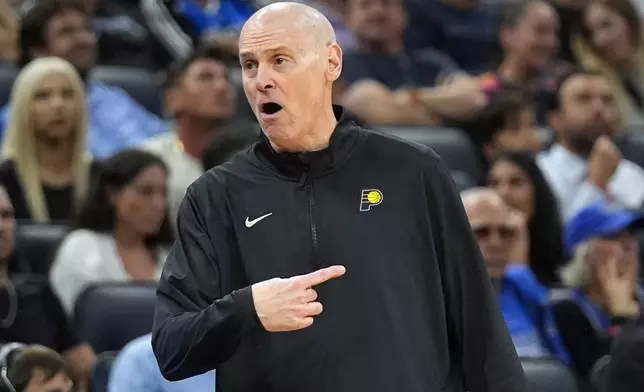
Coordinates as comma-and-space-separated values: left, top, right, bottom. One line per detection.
251, 265, 346, 332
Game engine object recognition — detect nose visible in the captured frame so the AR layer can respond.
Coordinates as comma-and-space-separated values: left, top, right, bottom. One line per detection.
495, 182, 512, 201
254, 64, 275, 92
49, 93, 65, 109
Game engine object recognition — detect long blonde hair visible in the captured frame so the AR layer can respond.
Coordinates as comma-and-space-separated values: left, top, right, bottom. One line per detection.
572, 0, 644, 126
1, 57, 91, 223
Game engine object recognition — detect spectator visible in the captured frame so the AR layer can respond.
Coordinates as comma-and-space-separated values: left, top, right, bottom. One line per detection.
50, 149, 174, 314
461, 188, 569, 361
201, 123, 260, 171
340, 0, 489, 125
493, 0, 562, 125
0, 57, 98, 223
0, 0, 169, 158
403, 0, 500, 74
554, 201, 643, 381
573, 0, 644, 126
2, 344, 74, 392
488, 152, 567, 285
108, 333, 215, 392
0, 0, 18, 64
0, 183, 96, 388
466, 91, 541, 173
142, 44, 255, 225
537, 69, 644, 219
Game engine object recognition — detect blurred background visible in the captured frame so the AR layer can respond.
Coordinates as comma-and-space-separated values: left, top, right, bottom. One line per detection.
1, 0, 644, 391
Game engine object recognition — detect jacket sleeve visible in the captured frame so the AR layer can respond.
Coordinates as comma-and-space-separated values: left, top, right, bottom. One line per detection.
151, 187, 263, 381
424, 157, 526, 392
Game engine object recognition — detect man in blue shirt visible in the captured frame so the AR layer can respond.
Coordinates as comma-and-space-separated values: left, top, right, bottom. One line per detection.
461, 187, 570, 362
109, 334, 215, 392
0, 0, 168, 158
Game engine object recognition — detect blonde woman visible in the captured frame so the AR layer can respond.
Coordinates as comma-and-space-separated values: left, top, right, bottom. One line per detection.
573, 0, 644, 126
0, 57, 98, 223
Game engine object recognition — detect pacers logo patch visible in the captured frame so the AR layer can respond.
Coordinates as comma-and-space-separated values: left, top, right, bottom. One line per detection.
359, 189, 383, 211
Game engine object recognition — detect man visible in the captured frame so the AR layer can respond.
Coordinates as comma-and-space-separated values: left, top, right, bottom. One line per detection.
1, 344, 74, 392
0, 184, 95, 388
461, 188, 569, 361
537, 69, 644, 219
0, 0, 168, 158
340, 0, 488, 126
152, 3, 524, 392
142, 43, 255, 224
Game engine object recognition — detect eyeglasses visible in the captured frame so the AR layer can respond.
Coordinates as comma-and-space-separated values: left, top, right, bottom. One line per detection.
472, 225, 517, 240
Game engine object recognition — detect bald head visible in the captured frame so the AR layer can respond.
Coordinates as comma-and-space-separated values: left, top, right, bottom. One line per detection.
461, 188, 507, 218
241, 2, 336, 50
238, 1, 343, 153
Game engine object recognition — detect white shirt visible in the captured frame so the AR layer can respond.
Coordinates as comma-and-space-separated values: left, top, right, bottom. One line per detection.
140, 133, 204, 227
537, 144, 644, 220
50, 229, 168, 314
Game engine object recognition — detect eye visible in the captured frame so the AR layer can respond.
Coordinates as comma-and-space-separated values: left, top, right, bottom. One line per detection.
243, 61, 257, 70
275, 57, 288, 65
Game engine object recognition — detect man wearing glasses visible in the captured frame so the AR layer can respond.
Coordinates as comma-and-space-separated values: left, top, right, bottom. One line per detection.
461, 187, 570, 362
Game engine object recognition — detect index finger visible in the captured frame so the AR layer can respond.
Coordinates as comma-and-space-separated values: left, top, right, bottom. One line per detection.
293, 265, 346, 288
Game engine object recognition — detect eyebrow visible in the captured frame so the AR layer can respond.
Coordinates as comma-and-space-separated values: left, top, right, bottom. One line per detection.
239, 45, 295, 61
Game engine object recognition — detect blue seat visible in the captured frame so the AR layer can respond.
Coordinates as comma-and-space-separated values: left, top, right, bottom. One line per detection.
375, 126, 482, 181
74, 282, 157, 353
91, 351, 119, 392
89, 66, 164, 117
521, 357, 578, 392
15, 222, 67, 275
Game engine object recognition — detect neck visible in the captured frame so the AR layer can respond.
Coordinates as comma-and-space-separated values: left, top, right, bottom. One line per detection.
175, 116, 224, 159
36, 138, 74, 173
498, 56, 538, 87
357, 37, 404, 54
270, 104, 337, 152
112, 223, 146, 249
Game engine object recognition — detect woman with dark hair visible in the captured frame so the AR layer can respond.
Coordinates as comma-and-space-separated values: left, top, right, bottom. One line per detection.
488, 151, 566, 285
49, 149, 174, 314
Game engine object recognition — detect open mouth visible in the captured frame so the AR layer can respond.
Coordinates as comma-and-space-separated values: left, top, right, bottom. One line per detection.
261, 102, 283, 115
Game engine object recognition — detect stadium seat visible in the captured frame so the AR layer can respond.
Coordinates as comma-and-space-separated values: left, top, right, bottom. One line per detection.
91, 351, 118, 392
521, 357, 578, 392
15, 222, 67, 275
0, 65, 17, 107
74, 282, 157, 353
375, 126, 482, 181
89, 66, 164, 117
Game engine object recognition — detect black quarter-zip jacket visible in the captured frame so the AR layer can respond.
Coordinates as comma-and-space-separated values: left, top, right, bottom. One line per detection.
152, 106, 526, 392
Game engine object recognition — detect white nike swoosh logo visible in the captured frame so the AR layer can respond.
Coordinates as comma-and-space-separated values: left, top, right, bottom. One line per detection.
245, 213, 273, 228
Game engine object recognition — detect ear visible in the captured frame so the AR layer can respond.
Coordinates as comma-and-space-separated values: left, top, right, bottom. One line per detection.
326, 43, 343, 83
165, 87, 181, 115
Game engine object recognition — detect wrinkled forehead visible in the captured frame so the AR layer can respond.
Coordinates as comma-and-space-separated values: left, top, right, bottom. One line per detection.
239, 19, 316, 60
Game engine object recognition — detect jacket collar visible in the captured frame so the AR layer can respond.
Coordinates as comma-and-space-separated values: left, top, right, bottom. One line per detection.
254, 105, 358, 182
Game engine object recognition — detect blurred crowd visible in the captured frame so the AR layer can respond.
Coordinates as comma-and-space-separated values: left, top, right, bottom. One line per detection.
0, 0, 644, 390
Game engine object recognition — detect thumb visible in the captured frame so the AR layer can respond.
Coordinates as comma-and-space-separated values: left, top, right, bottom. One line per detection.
293, 265, 346, 288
